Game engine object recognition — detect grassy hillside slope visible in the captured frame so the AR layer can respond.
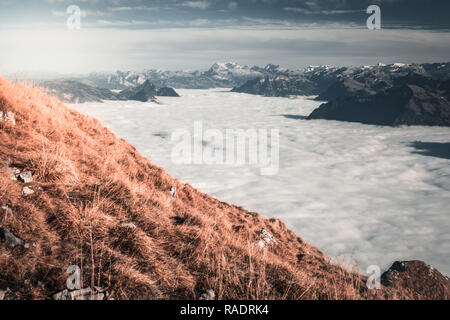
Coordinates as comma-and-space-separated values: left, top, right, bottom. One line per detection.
0, 77, 447, 300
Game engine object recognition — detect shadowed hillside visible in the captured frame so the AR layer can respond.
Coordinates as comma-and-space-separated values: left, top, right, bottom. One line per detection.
0, 77, 448, 300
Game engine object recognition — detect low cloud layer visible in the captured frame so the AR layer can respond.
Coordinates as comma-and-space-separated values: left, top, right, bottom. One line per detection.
72, 91, 450, 276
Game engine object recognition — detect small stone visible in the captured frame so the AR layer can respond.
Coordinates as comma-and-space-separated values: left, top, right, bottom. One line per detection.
71, 288, 105, 300
22, 186, 35, 196
0, 288, 15, 300
51, 289, 69, 300
8, 168, 20, 181
199, 289, 215, 300
256, 229, 276, 249
170, 186, 177, 198
1, 111, 16, 125
1, 205, 13, 217
52, 288, 105, 300
120, 222, 137, 229
257, 239, 266, 249
0, 227, 27, 248
5, 112, 16, 126
18, 171, 33, 184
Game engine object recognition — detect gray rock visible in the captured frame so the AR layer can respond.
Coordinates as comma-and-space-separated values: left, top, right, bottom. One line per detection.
257, 229, 276, 249
17, 171, 33, 184
0, 288, 16, 300
5, 112, 16, 126
0, 227, 28, 248
308, 84, 450, 126
52, 287, 105, 300
22, 186, 35, 197
199, 289, 216, 300
8, 168, 20, 181
171, 186, 177, 198
1, 111, 16, 125
120, 222, 137, 229
1, 205, 13, 217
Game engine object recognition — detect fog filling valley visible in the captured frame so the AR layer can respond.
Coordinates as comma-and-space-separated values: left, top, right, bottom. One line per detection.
71, 89, 450, 275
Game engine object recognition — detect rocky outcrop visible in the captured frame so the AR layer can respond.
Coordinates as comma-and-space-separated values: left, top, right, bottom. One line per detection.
116, 80, 158, 102
315, 77, 376, 101
231, 75, 318, 97
156, 87, 180, 97
381, 261, 450, 300
307, 85, 450, 126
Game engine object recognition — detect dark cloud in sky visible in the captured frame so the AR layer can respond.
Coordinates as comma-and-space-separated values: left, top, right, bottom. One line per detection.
1, 0, 450, 30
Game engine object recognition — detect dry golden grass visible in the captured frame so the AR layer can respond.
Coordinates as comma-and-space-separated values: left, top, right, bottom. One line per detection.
0, 76, 415, 300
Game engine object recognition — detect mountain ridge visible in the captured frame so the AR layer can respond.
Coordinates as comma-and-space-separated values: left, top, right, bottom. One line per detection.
40, 80, 179, 104
232, 62, 450, 126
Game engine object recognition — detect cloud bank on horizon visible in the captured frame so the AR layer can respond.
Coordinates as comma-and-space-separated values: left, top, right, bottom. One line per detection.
0, 0, 449, 73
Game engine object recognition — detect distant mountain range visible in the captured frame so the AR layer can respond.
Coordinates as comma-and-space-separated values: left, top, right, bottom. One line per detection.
5, 63, 287, 91
27, 61, 450, 126
233, 63, 450, 97
40, 80, 179, 104
10, 61, 450, 92
233, 62, 450, 126
67, 62, 285, 90
35, 62, 285, 102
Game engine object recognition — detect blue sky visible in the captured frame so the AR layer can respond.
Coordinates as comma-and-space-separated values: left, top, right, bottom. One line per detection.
0, 0, 449, 73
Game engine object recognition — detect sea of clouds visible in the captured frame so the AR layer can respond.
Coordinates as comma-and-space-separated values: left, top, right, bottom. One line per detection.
71, 89, 450, 276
